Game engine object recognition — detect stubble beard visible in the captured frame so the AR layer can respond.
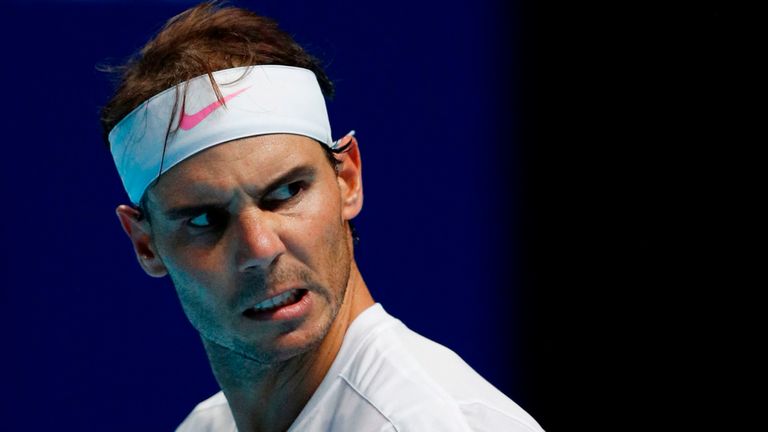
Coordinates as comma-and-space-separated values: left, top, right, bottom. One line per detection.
169, 220, 354, 367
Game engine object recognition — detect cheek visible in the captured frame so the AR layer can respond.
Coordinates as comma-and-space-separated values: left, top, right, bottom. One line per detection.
165, 256, 223, 301
164, 257, 245, 344
290, 183, 347, 267
157, 239, 236, 314
161, 243, 227, 289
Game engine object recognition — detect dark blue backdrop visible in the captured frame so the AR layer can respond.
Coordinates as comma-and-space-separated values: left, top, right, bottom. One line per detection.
1, 1, 527, 430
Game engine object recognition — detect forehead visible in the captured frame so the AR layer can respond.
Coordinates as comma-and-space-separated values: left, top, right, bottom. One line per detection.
146, 133, 327, 208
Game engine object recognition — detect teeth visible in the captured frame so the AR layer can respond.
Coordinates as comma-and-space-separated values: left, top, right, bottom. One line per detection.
252, 290, 299, 312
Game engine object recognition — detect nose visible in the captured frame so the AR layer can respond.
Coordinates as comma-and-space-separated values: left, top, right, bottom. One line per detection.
233, 208, 286, 272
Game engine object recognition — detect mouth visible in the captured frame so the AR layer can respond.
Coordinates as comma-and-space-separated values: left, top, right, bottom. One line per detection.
243, 288, 310, 321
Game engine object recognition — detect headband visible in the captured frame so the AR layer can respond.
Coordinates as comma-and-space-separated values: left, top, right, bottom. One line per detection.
109, 65, 347, 204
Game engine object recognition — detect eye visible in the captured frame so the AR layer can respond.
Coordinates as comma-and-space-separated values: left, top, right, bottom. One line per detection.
263, 182, 304, 205
187, 209, 227, 228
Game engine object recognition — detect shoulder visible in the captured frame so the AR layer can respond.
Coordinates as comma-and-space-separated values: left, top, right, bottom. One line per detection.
175, 391, 236, 432
332, 306, 545, 432
397, 326, 543, 431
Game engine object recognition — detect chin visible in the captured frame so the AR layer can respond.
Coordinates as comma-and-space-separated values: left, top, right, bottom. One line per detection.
234, 303, 338, 364
272, 327, 329, 361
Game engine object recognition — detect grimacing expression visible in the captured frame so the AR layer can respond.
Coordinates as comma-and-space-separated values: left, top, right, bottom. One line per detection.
142, 134, 358, 363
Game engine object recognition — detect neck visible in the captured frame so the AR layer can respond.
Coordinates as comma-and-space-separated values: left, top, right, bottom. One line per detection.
202, 260, 374, 432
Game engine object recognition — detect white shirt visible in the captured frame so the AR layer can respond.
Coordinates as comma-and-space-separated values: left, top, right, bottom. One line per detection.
176, 303, 544, 432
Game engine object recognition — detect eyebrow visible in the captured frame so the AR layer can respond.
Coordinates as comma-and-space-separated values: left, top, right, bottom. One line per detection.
161, 164, 318, 220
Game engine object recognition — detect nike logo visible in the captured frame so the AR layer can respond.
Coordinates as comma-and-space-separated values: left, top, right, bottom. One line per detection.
179, 86, 251, 131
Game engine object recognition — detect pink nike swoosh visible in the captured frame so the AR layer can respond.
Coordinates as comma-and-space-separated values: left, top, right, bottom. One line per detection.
179, 86, 251, 131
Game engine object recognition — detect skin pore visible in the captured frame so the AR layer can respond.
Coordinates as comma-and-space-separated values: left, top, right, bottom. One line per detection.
116, 134, 374, 432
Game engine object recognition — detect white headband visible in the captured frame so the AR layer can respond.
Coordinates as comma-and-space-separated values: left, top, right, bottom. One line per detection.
109, 65, 347, 204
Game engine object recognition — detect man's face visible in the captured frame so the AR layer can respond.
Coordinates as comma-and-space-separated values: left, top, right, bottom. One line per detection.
140, 134, 357, 363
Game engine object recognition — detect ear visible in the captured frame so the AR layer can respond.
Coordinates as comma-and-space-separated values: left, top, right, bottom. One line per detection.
115, 204, 168, 278
335, 135, 363, 222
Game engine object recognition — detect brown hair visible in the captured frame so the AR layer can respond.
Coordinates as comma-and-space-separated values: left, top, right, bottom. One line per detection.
99, 1, 360, 244
99, 1, 334, 146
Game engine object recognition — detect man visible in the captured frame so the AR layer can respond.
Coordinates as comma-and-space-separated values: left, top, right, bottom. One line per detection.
101, 3, 543, 431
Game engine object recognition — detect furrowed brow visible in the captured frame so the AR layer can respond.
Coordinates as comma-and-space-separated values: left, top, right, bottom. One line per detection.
161, 164, 317, 220
263, 164, 317, 195
163, 204, 224, 221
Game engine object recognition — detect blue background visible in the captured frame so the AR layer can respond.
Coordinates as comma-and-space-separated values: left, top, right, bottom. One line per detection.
0, 0, 537, 430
